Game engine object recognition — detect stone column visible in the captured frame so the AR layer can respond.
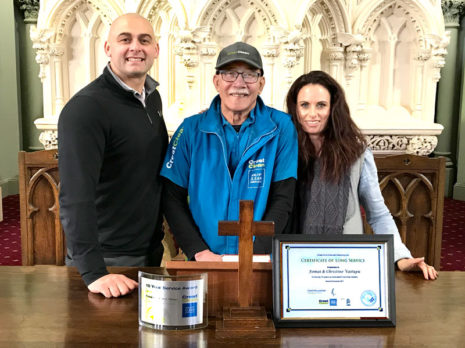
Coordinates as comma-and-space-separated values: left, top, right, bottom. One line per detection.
357, 47, 372, 111
434, 0, 465, 196
453, 10, 465, 200
261, 43, 279, 108
281, 27, 305, 91
16, 0, 43, 150
174, 29, 200, 121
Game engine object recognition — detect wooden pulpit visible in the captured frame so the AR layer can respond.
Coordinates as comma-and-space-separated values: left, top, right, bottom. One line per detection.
166, 200, 276, 338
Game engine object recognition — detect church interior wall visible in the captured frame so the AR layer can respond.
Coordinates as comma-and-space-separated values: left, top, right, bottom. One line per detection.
2, 0, 465, 200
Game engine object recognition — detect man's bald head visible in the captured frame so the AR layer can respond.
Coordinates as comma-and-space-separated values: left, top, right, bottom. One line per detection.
107, 13, 155, 42
104, 13, 159, 91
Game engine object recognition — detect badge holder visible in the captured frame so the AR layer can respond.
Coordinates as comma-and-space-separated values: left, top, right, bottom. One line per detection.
139, 271, 208, 330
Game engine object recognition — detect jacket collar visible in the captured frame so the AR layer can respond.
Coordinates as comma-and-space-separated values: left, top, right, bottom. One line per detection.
102, 65, 159, 96
199, 95, 277, 138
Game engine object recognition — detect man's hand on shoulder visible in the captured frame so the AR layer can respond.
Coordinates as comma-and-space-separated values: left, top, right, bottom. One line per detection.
88, 274, 138, 298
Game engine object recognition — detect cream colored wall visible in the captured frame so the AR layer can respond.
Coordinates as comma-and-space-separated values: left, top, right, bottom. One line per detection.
31, 0, 448, 155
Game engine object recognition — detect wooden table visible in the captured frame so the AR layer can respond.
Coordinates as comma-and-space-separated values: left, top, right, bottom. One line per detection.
0, 266, 463, 347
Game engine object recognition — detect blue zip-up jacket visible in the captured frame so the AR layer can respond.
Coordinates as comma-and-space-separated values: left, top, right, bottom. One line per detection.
161, 95, 297, 255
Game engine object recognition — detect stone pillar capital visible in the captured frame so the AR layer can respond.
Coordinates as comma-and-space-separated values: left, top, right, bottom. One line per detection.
174, 27, 211, 68
280, 28, 305, 69
441, 0, 465, 26
325, 47, 345, 62
16, 0, 40, 24
30, 26, 54, 82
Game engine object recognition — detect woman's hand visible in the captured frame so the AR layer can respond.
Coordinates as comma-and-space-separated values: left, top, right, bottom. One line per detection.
397, 257, 438, 280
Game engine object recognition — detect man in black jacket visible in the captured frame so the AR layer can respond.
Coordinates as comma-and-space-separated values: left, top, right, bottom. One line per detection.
58, 13, 168, 298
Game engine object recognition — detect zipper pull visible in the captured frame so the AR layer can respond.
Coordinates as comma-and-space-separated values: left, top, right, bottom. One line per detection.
145, 111, 153, 124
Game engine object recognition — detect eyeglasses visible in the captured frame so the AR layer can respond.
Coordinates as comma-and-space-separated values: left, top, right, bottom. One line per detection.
218, 70, 261, 83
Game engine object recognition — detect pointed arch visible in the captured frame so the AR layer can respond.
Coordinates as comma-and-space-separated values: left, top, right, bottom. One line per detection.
138, 0, 187, 29
41, 0, 120, 44
197, 0, 283, 39
298, 0, 349, 42
353, 0, 444, 46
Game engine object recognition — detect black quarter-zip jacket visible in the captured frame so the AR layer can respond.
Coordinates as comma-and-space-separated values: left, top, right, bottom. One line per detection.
58, 67, 168, 286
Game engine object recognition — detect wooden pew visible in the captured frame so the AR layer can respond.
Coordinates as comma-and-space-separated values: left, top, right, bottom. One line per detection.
18, 151, 445, 269
18, 149, 64, 265
363, 154, 445, 269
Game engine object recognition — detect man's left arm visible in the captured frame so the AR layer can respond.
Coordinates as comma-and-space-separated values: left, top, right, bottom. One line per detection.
253, 115, 298, 254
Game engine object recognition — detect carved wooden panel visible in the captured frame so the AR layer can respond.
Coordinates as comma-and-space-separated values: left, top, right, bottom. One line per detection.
17, 151, 445, 270
363, 154, 445, 269
18, 150, 64, 265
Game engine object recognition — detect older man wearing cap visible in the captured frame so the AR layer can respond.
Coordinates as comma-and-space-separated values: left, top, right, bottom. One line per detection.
161, 42, 297, 261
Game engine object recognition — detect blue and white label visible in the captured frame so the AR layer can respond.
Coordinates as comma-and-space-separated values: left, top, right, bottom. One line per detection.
140, 277, 204, 327
248, 169, 265, 188
182, 302, 197, 317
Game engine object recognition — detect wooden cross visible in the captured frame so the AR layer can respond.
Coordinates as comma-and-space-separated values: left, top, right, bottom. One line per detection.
218, 200, 274, 307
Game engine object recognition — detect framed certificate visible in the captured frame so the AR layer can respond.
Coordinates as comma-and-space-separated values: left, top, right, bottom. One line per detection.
272, 234, 396, 327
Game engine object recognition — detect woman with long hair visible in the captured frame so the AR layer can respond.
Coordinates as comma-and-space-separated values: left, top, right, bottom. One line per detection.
286, 70, 437, 280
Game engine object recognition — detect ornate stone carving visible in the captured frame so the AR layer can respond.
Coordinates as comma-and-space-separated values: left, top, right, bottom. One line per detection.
30, 26, 54, 82
200, 45, 217, 56
175, 28, 211, 89
38, 130, 58, 150
441, 0, 465, 25
427, 32, 451, 81
415, 47, 431, 61
406, 136, 438, 156
337, 33, 365, 78
268, 26, 305, 69
310, 0, 345, 44
49, 46, 65, 57
325, 47, 345, 62
366, 135, 410, 153
200, 0, 279, 34
145, 0, 169, 23
51, 0, 114, 44
365, 135, 438, 156
262, 46, 279, 58
358, 47, 372, 67
175, 28, 210, 68
16, 0, 40, 23
361, 1, 426, 40
262, 44, 279, 58
31, 0, 447, 150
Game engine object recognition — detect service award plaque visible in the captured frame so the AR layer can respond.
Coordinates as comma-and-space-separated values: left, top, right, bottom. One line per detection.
138, 271, 208, 330
272, 234, 396, 327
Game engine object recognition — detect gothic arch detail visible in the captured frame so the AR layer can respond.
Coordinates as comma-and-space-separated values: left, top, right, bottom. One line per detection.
32, 0, 447, 156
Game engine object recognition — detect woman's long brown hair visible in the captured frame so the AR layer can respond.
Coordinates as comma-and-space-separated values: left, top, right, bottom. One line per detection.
286, 70, 366, 183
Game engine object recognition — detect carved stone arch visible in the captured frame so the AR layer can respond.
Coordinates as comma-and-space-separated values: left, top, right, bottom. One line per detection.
354, 0, 433, 48
44, 0, 120, 45
87, 11, 104, 37
300, 0, 348, 45
198, 0, 281, 41
299, 0, 348, 72
139, 0, 187, 29
84, 12, 107, 80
